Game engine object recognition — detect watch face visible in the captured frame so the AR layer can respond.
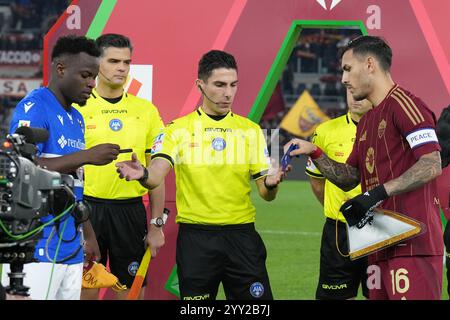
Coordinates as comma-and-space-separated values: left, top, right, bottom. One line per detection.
154, 217, 164, 227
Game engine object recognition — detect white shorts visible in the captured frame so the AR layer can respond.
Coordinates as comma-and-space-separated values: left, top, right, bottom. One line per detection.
1, 262, 83, 300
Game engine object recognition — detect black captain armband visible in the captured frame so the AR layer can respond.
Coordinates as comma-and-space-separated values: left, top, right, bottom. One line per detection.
264, 176, 277, 190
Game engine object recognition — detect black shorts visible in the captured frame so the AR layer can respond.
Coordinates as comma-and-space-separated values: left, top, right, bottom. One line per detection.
316, 218, 368, 300
84, 196, 147, 288
176, 223, 273, 300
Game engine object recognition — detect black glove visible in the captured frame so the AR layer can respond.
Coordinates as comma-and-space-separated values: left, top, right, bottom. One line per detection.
340, 185, 388, 228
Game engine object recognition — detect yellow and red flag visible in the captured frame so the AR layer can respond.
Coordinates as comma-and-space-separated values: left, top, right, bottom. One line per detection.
280, 90, 329, 138
127, 247, 152, 300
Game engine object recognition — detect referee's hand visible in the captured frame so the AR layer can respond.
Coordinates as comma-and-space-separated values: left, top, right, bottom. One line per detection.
265, 158, 286, 188
116, 152, 144, 181
147, 226, 165, 258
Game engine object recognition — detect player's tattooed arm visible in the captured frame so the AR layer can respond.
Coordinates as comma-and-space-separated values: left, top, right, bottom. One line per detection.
384, 151, 442, 196
313, 154, 360, 192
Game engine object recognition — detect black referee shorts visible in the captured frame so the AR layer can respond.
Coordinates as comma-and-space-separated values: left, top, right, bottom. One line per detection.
316, 218, 368, 300
84, 196, 147, 288
176, 223, 273, 300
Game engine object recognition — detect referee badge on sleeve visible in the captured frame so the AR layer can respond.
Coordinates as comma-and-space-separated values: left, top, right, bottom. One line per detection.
151, 133, 164, 154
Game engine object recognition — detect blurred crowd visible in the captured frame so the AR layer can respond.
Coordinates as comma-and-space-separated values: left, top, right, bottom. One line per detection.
261, 28, 361, 131
0, 0, 70, 50
0, 0, 69, 136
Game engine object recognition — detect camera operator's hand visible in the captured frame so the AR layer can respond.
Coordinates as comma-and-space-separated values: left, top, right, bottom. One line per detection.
85, 143, 120, 166
83, 220, 101, 262
84, 239, 101, 262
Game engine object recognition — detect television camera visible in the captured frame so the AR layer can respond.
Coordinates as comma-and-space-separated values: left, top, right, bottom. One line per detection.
0, 126, 86, 296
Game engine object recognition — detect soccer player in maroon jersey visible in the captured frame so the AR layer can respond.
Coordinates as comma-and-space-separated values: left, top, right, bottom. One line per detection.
285, 36, 444, 300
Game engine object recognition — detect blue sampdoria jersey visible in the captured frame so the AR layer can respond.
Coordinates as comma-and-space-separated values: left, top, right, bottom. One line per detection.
10, 87, 85, 264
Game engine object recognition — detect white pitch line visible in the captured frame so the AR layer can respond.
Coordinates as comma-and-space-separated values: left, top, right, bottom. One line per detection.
259, 230, 321, 236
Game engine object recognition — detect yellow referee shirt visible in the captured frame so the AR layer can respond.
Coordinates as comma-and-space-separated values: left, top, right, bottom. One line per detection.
151, 107, 270, 225
305, 113, 362, 222
75, 89, 164, 199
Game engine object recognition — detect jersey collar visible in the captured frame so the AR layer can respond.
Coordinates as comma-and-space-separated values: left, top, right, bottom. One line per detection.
91, 88, 127, 100
375, 83, 398, 108
346, 112, 359, 126
196, 106, 233, 120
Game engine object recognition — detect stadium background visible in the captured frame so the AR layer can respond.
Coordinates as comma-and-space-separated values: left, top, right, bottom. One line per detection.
0, 0, 448, 299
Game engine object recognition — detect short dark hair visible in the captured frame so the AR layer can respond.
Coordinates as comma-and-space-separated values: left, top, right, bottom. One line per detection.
198, 50, 237, 81
340, 36, 392, 71
51, 35, 100, 60
95, 33, 133, 55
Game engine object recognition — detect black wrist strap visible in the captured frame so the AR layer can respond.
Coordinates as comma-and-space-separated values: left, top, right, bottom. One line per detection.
138, 165, 149, 183
264, 176, 277, 190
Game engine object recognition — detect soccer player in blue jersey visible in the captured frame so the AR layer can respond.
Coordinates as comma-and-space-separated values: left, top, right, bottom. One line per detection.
7, 36, 120, 300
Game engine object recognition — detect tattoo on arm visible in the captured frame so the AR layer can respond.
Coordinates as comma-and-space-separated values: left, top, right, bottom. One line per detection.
313, 154, 360, 191
384, 151, 442, 196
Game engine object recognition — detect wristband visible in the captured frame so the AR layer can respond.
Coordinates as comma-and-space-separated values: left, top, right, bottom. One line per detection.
310, 147, 323, 160
138, 165, 149, 183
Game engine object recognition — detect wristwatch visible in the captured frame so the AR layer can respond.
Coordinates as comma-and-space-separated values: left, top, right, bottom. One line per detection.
150, 209, 170, 228
150, 216, 165, 227
138, 165, 149, 183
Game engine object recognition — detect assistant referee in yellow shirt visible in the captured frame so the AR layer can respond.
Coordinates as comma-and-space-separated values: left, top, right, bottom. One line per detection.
116, 50, 284, 300
75, 34, 165, 300
305, 89, 372, 300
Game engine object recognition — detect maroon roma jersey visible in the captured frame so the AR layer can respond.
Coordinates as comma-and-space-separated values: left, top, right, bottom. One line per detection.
347, 85, 443, 261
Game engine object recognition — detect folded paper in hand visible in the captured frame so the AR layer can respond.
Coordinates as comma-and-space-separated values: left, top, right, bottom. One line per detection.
346, 208, 423, 260
82, 261, 127, 292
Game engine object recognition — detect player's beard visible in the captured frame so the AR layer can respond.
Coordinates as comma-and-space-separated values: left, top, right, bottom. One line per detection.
353, 79, 371, 102
352, 85, 370, 102
353, 93, 367, 101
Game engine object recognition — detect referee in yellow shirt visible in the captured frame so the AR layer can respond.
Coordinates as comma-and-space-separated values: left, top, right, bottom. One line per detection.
116, 50, 284, 300
75, 34, 165, 300
305, 89, 372, 299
